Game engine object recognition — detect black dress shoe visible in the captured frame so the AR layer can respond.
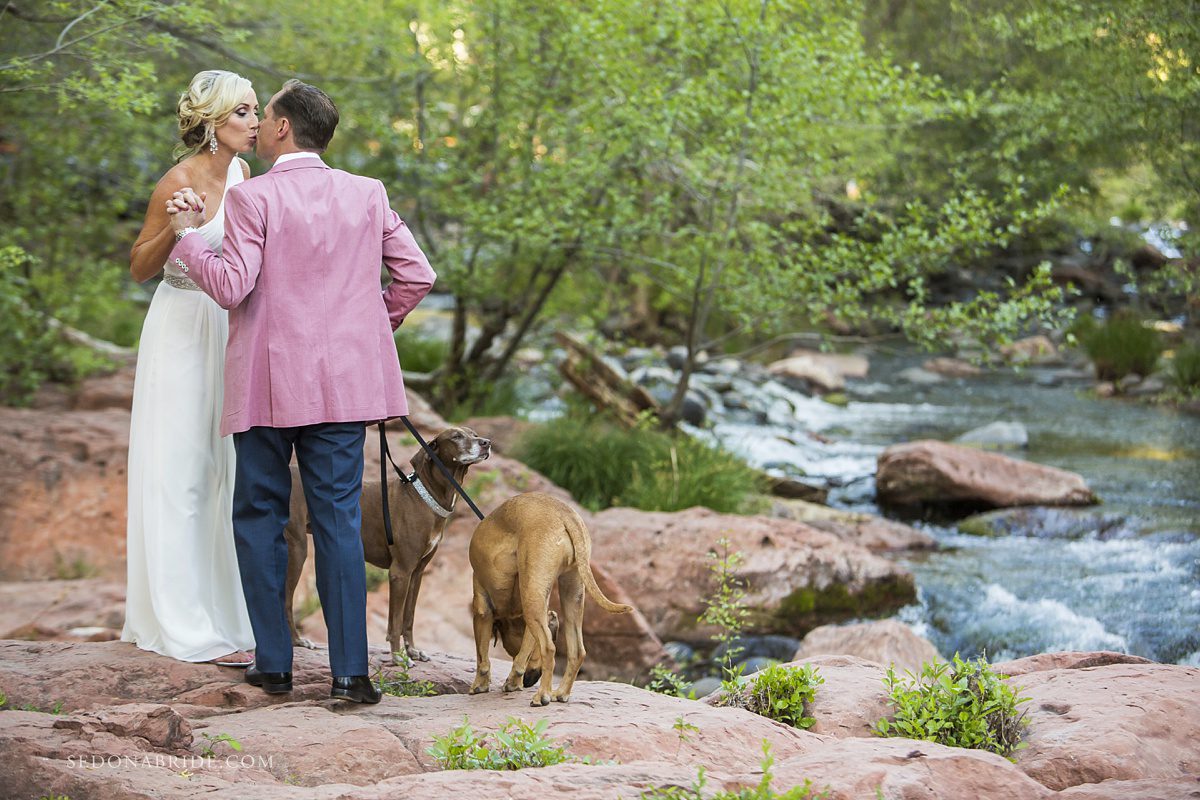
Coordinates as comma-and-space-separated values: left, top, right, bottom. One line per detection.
331, 675, 382, 704
245, 665, 292, 694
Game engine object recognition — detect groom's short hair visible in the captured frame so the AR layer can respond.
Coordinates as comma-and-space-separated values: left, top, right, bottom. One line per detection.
274, 79, 339, 152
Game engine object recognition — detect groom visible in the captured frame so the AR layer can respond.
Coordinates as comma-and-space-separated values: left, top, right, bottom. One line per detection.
167, 79, 435, 703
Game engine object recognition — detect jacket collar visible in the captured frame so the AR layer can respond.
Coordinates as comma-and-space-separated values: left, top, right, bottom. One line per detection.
268, 155, 329, 174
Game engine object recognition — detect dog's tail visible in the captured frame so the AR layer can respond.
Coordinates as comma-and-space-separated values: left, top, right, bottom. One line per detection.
562, 506, 633, 615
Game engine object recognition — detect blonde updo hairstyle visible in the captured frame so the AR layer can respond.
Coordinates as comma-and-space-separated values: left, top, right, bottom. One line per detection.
175, 69, 253, 161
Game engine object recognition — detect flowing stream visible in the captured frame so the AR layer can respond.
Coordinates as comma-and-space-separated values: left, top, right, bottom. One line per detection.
693, 348, 1200, 666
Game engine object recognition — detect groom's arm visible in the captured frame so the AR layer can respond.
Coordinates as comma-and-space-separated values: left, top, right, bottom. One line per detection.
378, 181, 436, 330
169, 187, 265, 309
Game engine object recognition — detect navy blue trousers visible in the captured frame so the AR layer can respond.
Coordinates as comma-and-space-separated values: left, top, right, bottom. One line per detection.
232, 422, 368, 677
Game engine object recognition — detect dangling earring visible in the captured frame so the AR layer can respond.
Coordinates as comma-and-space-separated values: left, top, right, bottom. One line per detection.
209, 131, 219, 156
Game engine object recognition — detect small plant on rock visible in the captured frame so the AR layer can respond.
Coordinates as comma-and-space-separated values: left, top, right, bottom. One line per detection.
701, 538, 751, 695
647, 663, 693, 698
641, 741, 828, 799
198, 732, 242, 759
428, 717, 579, 770
874, 654, 1029, 759
0, 690, 7, 709
376, 655, 438, 698
721, 663, 824, 730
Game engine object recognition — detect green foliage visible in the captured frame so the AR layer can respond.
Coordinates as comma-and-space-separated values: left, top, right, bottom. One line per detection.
701, 539, 750, 695
0, 690, 6, 709
1078, 314, 1164, 382
199, 732, 242, 759
395, 329, 448, 374
874, 654, 1029, 759
647, 664, 693, 698
641, 741, 828, 800
514, 415, 761, 513
1168, 343, 1200, 394
721, 664, 824, 730
376, 656, 438, 698
427, 717, 577, 771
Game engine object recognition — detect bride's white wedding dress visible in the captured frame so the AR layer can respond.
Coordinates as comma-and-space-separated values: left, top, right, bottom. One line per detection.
122, 157, 254, 661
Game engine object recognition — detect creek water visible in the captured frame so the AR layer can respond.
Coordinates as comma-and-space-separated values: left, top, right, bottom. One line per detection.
695, 348, 1200, 666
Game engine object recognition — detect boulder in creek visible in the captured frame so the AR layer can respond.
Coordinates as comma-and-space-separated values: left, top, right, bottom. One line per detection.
876, 439, 1098, 515
923, 357, 984, 378
958, 506, 1139, 540
767, 351, 864, 393
792, 619, 943, 675
1001, 335, 1061, 366
895, 366, 946, 385
587, 506, 916, 643
953, 420, 1029, 450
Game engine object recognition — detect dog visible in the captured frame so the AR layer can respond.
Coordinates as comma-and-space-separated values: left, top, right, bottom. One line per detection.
468, 492, 632, 706
284, 426, 491, 664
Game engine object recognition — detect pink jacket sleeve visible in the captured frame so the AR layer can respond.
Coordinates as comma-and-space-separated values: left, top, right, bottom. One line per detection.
378, 181, 436, 330
172, 187, 265, 310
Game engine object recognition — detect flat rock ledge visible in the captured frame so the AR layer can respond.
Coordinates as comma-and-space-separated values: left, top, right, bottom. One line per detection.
2, 641, 1198, 800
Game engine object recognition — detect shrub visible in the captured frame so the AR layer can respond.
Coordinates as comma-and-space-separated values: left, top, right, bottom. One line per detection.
394, 329, 447, 374
1078, 314, 1164, 382
874, 654, 1029, 759
1169, 343, 1200, 394
428, 717, 577, 770
198, 732, 241, 759
641, 741, 829, 800
514, 415, 762, 513
720, 663, 824, 730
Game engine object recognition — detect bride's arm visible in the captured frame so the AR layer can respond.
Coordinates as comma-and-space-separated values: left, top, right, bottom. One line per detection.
130, 169, 194, 283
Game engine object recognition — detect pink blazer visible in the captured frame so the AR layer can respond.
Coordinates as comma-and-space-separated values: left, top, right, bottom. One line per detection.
170, 157, 435, 436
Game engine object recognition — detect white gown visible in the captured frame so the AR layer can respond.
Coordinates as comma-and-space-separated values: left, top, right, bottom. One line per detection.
122, 158, 255, 661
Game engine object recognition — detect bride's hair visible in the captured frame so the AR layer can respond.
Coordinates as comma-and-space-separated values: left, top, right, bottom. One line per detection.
175, 70, 253, 161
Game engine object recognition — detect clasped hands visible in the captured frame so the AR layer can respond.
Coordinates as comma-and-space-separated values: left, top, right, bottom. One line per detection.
167, 188, 207, 233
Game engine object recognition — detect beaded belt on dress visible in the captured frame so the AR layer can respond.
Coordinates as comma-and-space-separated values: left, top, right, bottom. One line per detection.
163, 274, 201, 291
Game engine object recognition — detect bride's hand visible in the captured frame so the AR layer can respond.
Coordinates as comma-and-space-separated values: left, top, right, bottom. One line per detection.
167, 189, 207, 232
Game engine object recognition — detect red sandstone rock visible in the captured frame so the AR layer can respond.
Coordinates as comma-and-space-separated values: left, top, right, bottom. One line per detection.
793, 620, 943, 675
587, 506, 915, 642
876, 439, 1098, 511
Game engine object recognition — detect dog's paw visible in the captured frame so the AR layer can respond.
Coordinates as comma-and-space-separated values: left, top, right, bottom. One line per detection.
292, 636, 315, 649
468, 681, 490, 695
406, 647, 431, 663
551, 691, 571, 703
530, 693, 551, 707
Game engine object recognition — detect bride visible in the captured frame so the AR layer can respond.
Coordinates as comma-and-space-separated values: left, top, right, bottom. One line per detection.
123, 70, 259, 666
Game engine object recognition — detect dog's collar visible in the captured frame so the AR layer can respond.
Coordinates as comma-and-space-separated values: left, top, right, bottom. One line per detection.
408, 474, 454, 518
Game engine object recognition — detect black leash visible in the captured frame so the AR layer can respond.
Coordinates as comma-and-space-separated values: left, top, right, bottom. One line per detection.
378, 417, 486, 547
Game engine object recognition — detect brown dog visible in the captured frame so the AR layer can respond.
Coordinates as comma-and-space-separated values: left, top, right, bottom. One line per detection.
284, 426, 491, 664
468, 492, 632, 706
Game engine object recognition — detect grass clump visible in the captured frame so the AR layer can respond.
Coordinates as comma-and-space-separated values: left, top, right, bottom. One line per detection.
394, 329, 448, 374
874, 654, 1029, 759
641, 741, 828, 800
1168, 343, 1200, 395
1074, 313, 1164, 382
721, 663, 824, 730
428, 717, 579, 770
514, 414, 762, 513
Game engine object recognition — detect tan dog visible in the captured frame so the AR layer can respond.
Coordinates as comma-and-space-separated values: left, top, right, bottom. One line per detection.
468, 492, 632, 706
284, 426, 491, 664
